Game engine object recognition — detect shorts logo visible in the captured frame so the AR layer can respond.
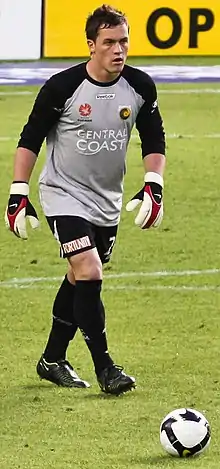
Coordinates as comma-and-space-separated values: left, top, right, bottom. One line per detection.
79, 103, 92, 117
62, 236, 91, 254
119, 106, 131, 120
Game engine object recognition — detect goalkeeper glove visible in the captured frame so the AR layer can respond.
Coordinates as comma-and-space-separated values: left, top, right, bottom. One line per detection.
126, 172, 163, 229
5, 182, 39, 239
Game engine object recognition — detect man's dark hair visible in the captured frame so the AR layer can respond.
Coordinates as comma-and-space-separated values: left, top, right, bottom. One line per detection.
85, 4, 128, 41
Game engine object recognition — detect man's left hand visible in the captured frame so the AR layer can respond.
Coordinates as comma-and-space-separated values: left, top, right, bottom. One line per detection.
126, 172, 164, 229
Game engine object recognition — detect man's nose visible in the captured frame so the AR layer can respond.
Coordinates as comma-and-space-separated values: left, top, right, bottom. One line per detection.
113, 42, 123, 53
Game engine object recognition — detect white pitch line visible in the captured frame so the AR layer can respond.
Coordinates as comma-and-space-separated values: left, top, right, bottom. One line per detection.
105, 268, 220, 278
1, 133, 220, 143
0, 137, 17, 142
0, 89, 220, 96
0, 268, 220, 287
108, 285, 220, 291
0, 91, 33, 96
159, 88, 220, 94
131, 133, 220, 140
1, 284, 220, 292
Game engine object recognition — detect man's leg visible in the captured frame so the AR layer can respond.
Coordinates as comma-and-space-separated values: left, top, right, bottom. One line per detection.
43, 267, 77, 362
69, 248, 136, 395
37, 262, 90, 387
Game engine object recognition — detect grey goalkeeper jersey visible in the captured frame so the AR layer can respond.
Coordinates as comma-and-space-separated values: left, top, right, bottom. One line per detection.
18, 62, 165, 226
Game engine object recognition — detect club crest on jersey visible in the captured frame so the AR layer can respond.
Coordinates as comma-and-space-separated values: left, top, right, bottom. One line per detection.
79, 103, 92, 117
119, 106, 131, 120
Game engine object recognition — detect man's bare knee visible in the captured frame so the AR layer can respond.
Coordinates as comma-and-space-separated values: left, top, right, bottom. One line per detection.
68, 248, 102, 280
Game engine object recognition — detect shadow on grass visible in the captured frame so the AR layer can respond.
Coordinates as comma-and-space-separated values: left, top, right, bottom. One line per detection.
21, 383, 55, 389
20, 384, 137, 400
119, 454, 188, 467
137, 455, 177, 466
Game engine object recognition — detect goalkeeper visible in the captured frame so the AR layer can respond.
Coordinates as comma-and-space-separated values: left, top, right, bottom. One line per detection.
5, 4, 166, 395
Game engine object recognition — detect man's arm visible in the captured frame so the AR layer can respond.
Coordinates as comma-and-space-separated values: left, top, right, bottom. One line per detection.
5, 77, 63, 239
13, 147, 37, 182
143, 152, 165, 177
126, 80, 166, 229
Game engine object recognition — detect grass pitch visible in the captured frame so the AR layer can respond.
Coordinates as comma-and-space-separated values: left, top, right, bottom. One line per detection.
0, 77, 220, 468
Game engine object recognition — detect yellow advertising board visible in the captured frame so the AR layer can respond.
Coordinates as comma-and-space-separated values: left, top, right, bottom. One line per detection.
43, 0, 220, 56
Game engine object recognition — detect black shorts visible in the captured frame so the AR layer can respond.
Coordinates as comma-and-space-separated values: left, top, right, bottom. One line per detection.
46, 216, 118, 264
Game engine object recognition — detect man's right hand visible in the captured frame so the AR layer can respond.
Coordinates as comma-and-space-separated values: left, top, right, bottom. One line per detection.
5, 182, 39, 239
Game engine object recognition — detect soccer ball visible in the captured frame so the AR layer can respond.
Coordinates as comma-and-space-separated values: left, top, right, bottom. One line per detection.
160, 408, 211, 457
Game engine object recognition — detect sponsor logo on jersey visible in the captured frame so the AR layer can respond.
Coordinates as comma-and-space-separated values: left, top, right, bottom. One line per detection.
62, 236, 91, 254
76, 128, 128, 155
79, 103, 92, 117
96, 93, 116, 100
119, 106, 131, 120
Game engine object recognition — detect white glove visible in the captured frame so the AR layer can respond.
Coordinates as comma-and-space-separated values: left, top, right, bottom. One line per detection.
126, 172, 164, 229
5, 182, 39, 239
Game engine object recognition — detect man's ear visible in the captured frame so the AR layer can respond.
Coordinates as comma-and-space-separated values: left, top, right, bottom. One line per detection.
87, 39, 95, 55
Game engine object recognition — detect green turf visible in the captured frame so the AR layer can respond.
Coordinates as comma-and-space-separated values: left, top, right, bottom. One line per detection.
0, 75, 220, 468
127, 56, 220, 66
3, 55, 219, 66
30, 56, 220, 66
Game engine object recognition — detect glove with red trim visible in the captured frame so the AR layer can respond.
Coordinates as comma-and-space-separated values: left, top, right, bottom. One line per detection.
126, 172, 163, 229
5, 182, 39, 239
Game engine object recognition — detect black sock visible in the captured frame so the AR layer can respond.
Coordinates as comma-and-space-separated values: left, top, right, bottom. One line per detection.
73, 280, 114, 375
43, 275, 78, 362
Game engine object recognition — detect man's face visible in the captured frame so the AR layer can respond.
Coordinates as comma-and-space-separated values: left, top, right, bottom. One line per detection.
88, 23, 129, 76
